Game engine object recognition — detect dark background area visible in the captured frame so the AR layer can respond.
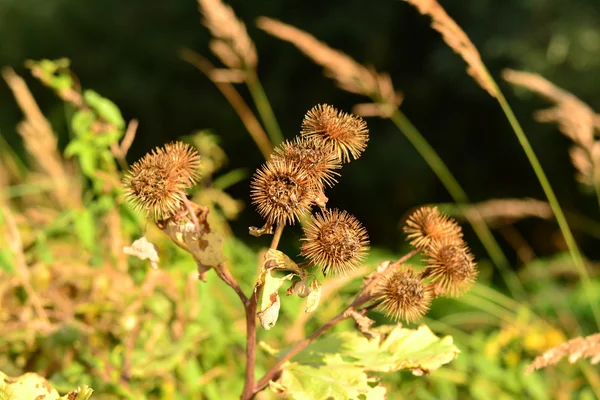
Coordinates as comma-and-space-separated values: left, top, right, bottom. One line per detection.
1, 0, 600, 264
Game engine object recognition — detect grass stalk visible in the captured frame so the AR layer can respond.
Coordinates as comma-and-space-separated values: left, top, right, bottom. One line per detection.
389, 109, 526, 301
246, 70, 285, 146
490, 80, 600, 329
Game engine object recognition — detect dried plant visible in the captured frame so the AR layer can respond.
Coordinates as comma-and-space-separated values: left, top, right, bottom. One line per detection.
2, 67, 77, 209
300, 208, 370, 276
404, 206, 464, 250
256, 17, 401, 117
197, 0, 257, 69
526, 332, 600, 374
461, 197, 553, 226
250, 158, 316, 226
271, 136, 341, 188
422, 238, 477, 297
375, 265, 433, 323
400, 0, 497, 98
503, 69, 600, 189
301, 104, 370, 162
123, 142, 201, 220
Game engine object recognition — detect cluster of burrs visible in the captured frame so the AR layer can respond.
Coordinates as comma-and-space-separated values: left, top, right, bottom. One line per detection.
250, 104, 370, 276
374, 206, 478, 323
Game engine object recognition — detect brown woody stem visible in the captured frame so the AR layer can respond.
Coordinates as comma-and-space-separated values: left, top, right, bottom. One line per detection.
241, 223, 285, 400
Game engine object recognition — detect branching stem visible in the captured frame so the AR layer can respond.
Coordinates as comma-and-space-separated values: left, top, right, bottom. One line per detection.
251, 248, 419, 397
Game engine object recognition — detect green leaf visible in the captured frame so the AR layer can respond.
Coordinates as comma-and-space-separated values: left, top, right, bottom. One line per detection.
83, 90, 125, 129
74, 209, 96, 251
268, 324, 459, 398
78, 146, 99, 177
71, 110, 95, 138
0, 248, 15, 274
270, 355, 384, 400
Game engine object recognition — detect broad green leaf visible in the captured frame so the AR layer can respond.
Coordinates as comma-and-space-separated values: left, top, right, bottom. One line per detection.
71, 110, 95, 138
83, 90, 125, 129
64, 139, 86, 158
74, 209, 96, 251
270, 354, 385, 400
77, 146, 98, 177
268, 324, 459, 398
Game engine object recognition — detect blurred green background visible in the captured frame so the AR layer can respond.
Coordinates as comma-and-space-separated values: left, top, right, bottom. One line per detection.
2, 0, 600, 398
2, 0, 600, 258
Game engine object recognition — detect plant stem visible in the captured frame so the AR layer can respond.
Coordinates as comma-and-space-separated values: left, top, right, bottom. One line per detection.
251, 249, 418, 397
242, 224, 285, 400
242, 291, 259, 400
389, 110, 526, 300
491, 84, 600, 329
246, 70, 285, 146
253, 310, 348, 396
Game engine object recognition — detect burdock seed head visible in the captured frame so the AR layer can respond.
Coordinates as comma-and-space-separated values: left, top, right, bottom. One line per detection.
271, 136, 341, 188
423, 238, 477, 297
301, 104, 369, 163
376, 265, 433, 323
300, 208, 369, 276
124, 142, 201, 220
403, 206, 463, 250
159, 142, 202, 185
250, 158, 315, 226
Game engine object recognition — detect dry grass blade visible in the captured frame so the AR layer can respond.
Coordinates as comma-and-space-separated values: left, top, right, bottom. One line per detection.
2, 67, 78, 209
526, 332, 600, 374
181, 49, 272, 159
198, 0, 257, 69
401, 0, 497, 98
503, 69, 600, 188
503, 69, 597, 147
463, 198, 553, 226
257, 17, 401, 117
0, 202, 50, 326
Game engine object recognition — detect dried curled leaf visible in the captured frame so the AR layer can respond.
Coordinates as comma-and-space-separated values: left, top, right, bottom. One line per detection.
348, 310, 377, 340
305, 279, 321, 313
257, 270, 294, 330
263, 248, 302, 274
159, 220, 226, 269
123, 236, 160, 270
